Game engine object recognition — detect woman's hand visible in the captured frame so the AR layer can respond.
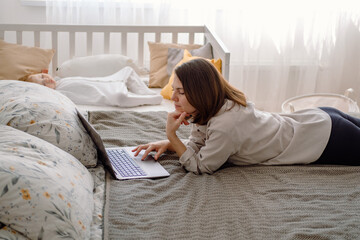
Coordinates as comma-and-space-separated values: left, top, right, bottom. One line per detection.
166, 111, 189, 138
165, 111, 189, 158
133, 111, 189, 161
132, 140, 171, 160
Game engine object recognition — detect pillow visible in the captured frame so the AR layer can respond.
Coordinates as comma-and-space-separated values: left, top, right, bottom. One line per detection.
56, 54, 148, 78
0, 125, 94, 239
0, 80, 98, 167
148, 42, 202, 88
161, 49, 222, 100
166, 42, 213, 76
0, 40, 55, 80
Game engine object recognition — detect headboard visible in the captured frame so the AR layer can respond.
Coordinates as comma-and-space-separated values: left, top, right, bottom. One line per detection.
0, 24, 230, 80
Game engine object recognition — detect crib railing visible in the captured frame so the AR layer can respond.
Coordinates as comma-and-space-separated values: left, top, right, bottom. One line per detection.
0, 24, 230, 80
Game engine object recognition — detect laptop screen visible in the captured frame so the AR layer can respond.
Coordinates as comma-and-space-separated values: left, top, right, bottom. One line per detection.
76, 108, 117, 178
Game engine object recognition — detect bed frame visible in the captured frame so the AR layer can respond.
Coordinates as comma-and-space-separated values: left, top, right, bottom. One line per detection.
0, 24, 230, 80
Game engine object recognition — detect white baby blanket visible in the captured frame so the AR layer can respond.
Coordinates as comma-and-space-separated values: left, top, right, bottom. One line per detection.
56, 67, 163, 107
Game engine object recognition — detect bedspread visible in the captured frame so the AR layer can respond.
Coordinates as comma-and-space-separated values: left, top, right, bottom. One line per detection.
89, 110, 360, 240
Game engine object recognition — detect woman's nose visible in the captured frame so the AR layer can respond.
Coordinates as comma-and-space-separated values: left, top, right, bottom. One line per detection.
170, 92, 177, 101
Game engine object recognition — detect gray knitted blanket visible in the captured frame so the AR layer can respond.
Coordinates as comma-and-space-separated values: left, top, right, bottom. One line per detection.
88, 110, 360, 240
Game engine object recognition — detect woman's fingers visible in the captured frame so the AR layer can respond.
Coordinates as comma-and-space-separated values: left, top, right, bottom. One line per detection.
142, 147, 155, 160
169, 111, 190, 125
153, 146, 167, 160
182, 119, 190, 125
132, 145, 153, 160
132, 143, 165, 161
168, 111, 186, 129
132, 144, 148, 156
178, 112, 189, 125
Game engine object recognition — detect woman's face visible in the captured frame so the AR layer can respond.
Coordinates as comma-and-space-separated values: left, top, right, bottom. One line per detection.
171, 74, 197, 115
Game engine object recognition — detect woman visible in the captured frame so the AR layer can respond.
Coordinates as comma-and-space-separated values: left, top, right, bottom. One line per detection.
133, 58, 360, 174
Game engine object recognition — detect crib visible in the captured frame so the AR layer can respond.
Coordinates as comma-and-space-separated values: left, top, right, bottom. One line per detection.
0, 24, 230, 80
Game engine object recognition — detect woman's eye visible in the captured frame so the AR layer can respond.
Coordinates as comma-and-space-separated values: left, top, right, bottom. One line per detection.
172, 88, 185, 95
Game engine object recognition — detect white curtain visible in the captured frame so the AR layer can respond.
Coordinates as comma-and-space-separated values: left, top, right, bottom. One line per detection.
46, 0, 360, 112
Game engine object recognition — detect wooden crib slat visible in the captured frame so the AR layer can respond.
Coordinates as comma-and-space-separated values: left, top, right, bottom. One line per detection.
70, 32, 75, 59
16, 31, 22, 44
51, 31, 58, 73
104, 32, 110, 54
172, 32, 178, 44
189, 32, 195, 44
138, 32, 144, 67
121, 32, 127, 56
155, 32, 161, 43
34, 31, 40, 47
87, 32, 92, 56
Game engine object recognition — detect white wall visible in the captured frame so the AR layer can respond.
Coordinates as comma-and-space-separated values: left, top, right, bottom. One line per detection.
0, 0, 46, 24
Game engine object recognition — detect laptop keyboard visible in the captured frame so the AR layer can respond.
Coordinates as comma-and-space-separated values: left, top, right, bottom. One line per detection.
106, 149, 147, 178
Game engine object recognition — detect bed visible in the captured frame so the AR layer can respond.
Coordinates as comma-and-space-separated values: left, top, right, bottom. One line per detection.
1, 23, 360, 240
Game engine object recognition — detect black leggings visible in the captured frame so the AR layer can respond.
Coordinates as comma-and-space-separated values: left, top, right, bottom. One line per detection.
314, 107, 360, 165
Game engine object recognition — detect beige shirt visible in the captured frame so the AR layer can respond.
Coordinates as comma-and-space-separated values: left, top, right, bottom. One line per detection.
179, 100, 332, 174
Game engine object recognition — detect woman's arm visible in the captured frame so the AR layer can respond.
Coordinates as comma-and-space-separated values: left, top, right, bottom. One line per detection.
166, 110, 232, 174
133, 111, 190, 160
180, 127, 233, 174
166, 111, 188, 158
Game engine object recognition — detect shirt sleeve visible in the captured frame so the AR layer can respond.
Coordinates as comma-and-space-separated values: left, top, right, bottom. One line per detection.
179, 123, 235, 175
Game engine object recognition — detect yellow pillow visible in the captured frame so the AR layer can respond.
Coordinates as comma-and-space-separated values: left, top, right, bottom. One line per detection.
161, 49, 222, 100
148, 42, 202, 88
0, 40, 55, 80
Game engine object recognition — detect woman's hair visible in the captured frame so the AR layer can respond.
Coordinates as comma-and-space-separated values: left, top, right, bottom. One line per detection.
175, 58, 246, 125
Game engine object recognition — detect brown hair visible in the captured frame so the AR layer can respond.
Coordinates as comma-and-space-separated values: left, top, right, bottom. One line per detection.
175, 58, 246, 125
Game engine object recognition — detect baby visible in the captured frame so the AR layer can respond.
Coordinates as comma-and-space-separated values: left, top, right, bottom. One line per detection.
22, 67, 163, 107
25, 73, 57, 89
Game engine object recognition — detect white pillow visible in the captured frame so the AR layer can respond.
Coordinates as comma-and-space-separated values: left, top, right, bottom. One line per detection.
56, 54, 148, 78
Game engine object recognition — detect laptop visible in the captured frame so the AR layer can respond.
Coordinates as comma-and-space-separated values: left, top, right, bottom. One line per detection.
76, 109, 170, 180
